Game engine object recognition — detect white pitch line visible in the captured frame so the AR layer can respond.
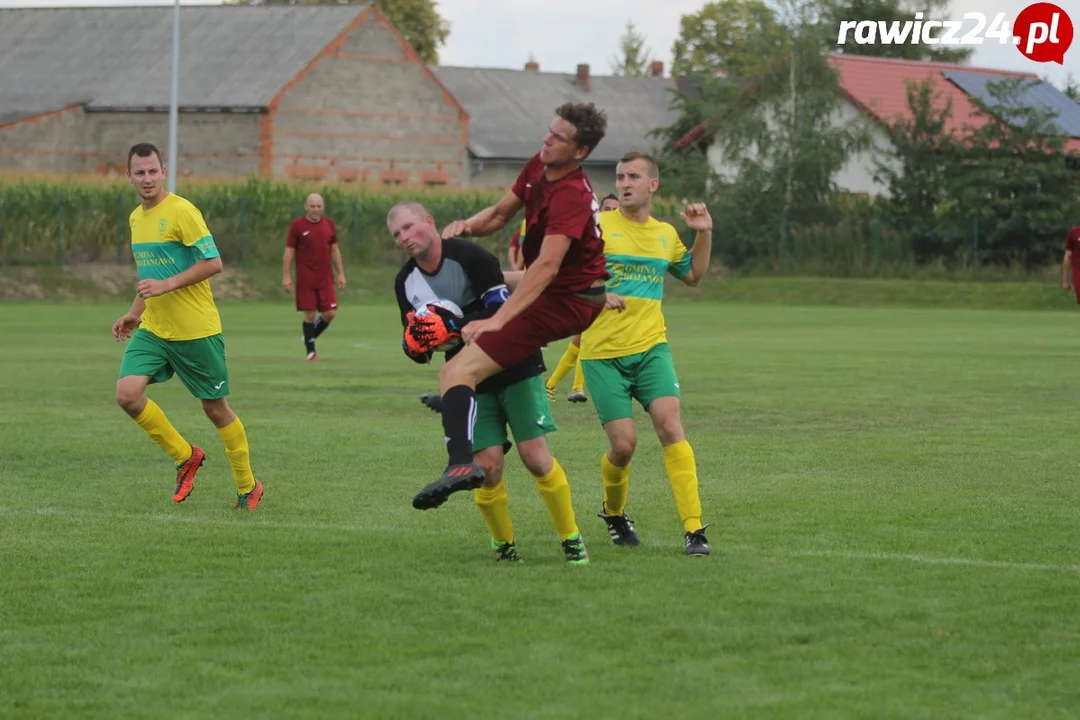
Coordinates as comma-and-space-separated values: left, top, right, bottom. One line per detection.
769, 547, 1080, 574
3, 506, 1078, 574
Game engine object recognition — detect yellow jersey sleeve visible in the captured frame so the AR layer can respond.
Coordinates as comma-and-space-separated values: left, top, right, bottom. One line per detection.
668, 229, 693, 280
175, 200, 220, 260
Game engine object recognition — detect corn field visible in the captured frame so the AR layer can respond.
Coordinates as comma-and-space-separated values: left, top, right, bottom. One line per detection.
2, 175, 1058, 280
0, 176, 687, 267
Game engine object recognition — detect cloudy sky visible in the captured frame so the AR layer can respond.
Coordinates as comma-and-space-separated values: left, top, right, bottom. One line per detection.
0, 0, 1074, 88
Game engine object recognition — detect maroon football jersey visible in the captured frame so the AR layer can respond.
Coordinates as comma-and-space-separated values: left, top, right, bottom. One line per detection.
287, 216, 337, 281
511, 153, 609, 293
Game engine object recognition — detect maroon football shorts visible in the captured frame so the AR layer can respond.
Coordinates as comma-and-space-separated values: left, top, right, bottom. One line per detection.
475, 289, 604, 369
296, 276, 337, 312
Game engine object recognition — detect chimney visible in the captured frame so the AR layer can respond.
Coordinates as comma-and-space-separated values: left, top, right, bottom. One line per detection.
576, 63, 590, 92
650, 60, 664, 78
525, 57, 539, 72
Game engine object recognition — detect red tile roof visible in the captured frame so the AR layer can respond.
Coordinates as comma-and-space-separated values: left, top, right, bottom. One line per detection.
676, 54, 1080, 153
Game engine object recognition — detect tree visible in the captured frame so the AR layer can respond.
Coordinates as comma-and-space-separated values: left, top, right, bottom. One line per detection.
610, 20, 655, 77
956, 78, 1080, 267
670, 0, 791, 81
1062, 74, 1080, 104
692, 0, 868, 264
822, 0, 973, 63
648, 75, 742, 200
663, 0, 872, 268
876, 76, 1080, 267
874, 77, 965, 261
228, 0, 449, 64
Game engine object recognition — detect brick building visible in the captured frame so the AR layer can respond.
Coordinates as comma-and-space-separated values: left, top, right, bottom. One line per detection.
0, 4, 467, 185
0, 5, 680, 189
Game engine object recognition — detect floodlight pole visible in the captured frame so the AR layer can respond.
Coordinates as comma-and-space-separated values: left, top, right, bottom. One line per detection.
168, 0, 180, 192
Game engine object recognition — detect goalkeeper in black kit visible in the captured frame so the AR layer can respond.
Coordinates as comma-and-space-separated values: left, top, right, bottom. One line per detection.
388, 201, 591, 565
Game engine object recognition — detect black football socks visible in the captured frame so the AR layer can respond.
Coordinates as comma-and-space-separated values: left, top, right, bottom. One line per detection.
440, 385, 476, 466
313, 315, 332, 339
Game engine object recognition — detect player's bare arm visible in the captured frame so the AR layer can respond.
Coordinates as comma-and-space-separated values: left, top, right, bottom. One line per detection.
331, 244, 346, 288
678, 203, 714, 287
442, 190, 524, 239
503, 270, 524, 291
282, 246, 295, 292
112, 295, 146, 341
1063, 250, 1072, 291
461, 234, 571, 344
137, 257, 223, 299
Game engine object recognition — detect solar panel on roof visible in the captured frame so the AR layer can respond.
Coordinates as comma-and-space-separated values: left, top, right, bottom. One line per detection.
942, 70, 1080, 138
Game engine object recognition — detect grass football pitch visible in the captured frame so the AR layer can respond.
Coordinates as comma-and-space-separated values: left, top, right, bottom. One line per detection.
2, 300, 1078, 719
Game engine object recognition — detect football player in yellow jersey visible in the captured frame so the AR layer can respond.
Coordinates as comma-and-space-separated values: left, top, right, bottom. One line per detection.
544, 193, 620, 404
578, 151, 713, 556
112, 143, 263, 510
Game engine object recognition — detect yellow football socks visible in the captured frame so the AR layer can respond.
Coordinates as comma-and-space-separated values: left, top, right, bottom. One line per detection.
600, 451, 630, 516
217, 417, 256, 494
664, 440, 704, 533
546, 343, 580, 391
134, 399, 192, 464
571, 358, 586, 393
474, 478, 514, 544
534, 457, 578, 541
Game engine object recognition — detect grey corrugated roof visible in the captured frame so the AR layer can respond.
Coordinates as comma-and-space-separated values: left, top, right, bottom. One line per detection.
0, 5, 365, 120
943, 70, 1080, 138
432, 66, 680, 164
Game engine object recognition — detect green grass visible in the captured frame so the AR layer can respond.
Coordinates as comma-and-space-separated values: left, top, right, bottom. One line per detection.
2, 263, 1078, 313
2, 301, 1079, 718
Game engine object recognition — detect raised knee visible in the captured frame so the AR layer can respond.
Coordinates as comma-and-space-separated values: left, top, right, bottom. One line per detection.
322, 310, 337, 322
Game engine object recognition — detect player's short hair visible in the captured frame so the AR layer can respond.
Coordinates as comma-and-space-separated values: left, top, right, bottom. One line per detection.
555, 102, 607, 158
602, 193, 618, 203
128, 142, 163, 170
387, 201, 430, 223
617, 151, 659, 178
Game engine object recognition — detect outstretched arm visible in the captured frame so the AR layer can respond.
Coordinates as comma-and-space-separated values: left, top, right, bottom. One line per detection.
442, 190, 524, 239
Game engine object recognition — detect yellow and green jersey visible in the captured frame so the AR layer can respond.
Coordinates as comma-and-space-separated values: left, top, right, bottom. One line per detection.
130, 193, 222, 341
579, 209, 692, 360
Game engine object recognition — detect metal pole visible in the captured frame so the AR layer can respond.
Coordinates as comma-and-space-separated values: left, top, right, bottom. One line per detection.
167, 0, 180, 192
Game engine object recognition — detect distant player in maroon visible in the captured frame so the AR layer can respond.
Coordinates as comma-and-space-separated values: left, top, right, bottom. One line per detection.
409, 101, 610, 511
283, 193, 346, 360
1062, 223, 1080, 304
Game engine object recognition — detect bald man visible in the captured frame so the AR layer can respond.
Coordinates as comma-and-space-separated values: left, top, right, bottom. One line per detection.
283, 193, 346, 360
